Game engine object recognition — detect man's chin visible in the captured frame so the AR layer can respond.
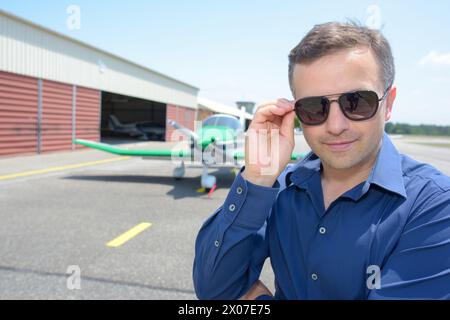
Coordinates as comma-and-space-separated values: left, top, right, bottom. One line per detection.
318, 151, 363, 171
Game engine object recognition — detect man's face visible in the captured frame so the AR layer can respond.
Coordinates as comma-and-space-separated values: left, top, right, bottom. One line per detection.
292, 47, 395, 171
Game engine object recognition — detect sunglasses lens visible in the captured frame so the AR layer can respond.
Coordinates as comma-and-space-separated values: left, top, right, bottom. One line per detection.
340, 91, 379, 120
295, 97, 328, 125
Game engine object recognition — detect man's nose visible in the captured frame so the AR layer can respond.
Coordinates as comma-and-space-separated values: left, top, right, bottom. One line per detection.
324, 100, 350, 135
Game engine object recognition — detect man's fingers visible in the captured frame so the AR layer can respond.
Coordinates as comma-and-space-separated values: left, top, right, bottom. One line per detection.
239, 280, 273, 300
252, 102, 294, 124
256, 99, 294, 112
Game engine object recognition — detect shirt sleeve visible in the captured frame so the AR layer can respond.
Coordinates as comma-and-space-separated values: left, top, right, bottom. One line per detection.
368, 190, 450, 300
193, 168, 280, 300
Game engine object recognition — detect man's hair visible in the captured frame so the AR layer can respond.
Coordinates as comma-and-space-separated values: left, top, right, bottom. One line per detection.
288, 21, 395, 97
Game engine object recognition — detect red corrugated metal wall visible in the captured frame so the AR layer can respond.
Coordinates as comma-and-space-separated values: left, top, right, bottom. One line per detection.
41, 80, 73, 153
165, 104, 196, 142
75, 86, 100, 149
0, 71, 38, 156
165, 104, 177, 141
0, 70, 101, 157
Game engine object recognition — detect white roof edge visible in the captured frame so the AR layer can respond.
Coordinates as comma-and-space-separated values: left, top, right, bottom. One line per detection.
198, 97, 253, 120
0, 9, 199, 92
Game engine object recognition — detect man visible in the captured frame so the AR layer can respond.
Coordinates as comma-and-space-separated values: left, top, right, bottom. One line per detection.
193, 22, 450, 299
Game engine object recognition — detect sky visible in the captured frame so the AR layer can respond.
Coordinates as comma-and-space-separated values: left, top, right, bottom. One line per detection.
1, 0, 450, 125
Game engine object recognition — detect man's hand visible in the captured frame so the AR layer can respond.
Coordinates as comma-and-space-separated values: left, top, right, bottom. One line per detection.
239, 280, 273, 300
242, 99, 296, 187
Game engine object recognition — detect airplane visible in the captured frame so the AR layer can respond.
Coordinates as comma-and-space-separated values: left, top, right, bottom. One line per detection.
108, 114, 165, 141
108, 114, 148, 140
75, 113, 306, 195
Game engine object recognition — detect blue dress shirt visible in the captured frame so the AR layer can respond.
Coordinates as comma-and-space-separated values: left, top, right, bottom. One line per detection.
193, 133, 450, 299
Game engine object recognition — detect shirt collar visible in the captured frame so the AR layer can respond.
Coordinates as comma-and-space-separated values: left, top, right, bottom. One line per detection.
288, 132, 407, 199
365, 132, 407, 199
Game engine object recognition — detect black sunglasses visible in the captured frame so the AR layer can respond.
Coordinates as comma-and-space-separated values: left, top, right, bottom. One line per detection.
294, 88, 390, 126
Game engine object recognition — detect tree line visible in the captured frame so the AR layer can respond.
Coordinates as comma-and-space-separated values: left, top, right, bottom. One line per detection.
384, 123, 450, 136
294, 118, 450, 136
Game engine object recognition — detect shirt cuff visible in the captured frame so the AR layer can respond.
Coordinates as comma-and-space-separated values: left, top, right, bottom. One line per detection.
222, 167, 279, 229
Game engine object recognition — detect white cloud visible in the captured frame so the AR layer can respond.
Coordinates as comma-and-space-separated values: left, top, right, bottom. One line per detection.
410, 89, 423, 96
431, 76, 450, 83
419, 51, 450, 67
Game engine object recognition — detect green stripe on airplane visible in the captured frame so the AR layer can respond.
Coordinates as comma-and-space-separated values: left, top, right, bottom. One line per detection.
74, 139, 191, 157
75, 139, 306, 161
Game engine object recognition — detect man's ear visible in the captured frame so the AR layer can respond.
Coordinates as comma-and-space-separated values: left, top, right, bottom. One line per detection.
384, 86, 396, 122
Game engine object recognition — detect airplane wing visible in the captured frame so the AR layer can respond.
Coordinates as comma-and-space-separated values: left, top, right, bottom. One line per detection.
74, 139, 191, 158
75, 139, 306, 162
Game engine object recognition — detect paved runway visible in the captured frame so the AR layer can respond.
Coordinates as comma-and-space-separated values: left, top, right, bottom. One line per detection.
389, 135, 450, 175
0, 134, 448, 299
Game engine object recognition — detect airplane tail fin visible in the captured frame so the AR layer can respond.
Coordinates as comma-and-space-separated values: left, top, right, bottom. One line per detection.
239, 106, 247, 130
108, 115, 122, 130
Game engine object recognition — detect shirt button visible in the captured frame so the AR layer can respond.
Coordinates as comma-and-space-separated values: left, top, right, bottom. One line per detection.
229, 204, 236, 212
214, 240, 220, 247
319, 227, 326, 235
311, 273, 319, 281
236, 187, 243, 194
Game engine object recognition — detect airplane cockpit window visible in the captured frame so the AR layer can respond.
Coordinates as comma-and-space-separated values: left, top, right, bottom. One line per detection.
203, 115, 242, 130
202, 117, 217, 127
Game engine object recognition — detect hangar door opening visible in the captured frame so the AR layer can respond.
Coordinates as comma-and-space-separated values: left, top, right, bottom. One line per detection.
101, 92, 166, 142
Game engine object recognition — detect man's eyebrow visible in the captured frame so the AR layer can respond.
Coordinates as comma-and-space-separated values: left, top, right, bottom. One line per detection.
298, 87, 371, 99
351, 87, 371, 92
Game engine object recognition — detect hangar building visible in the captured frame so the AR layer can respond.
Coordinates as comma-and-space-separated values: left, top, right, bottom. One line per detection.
0, 10, 199, 157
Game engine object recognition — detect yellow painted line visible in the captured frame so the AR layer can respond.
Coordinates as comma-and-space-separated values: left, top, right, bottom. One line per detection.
106, 222, 152, 248
196, 187, 206, 193
0, 157, 131, 181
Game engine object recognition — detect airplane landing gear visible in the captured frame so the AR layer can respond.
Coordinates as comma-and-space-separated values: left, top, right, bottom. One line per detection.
201, 166, 216, 190
173, 161, 185, 180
